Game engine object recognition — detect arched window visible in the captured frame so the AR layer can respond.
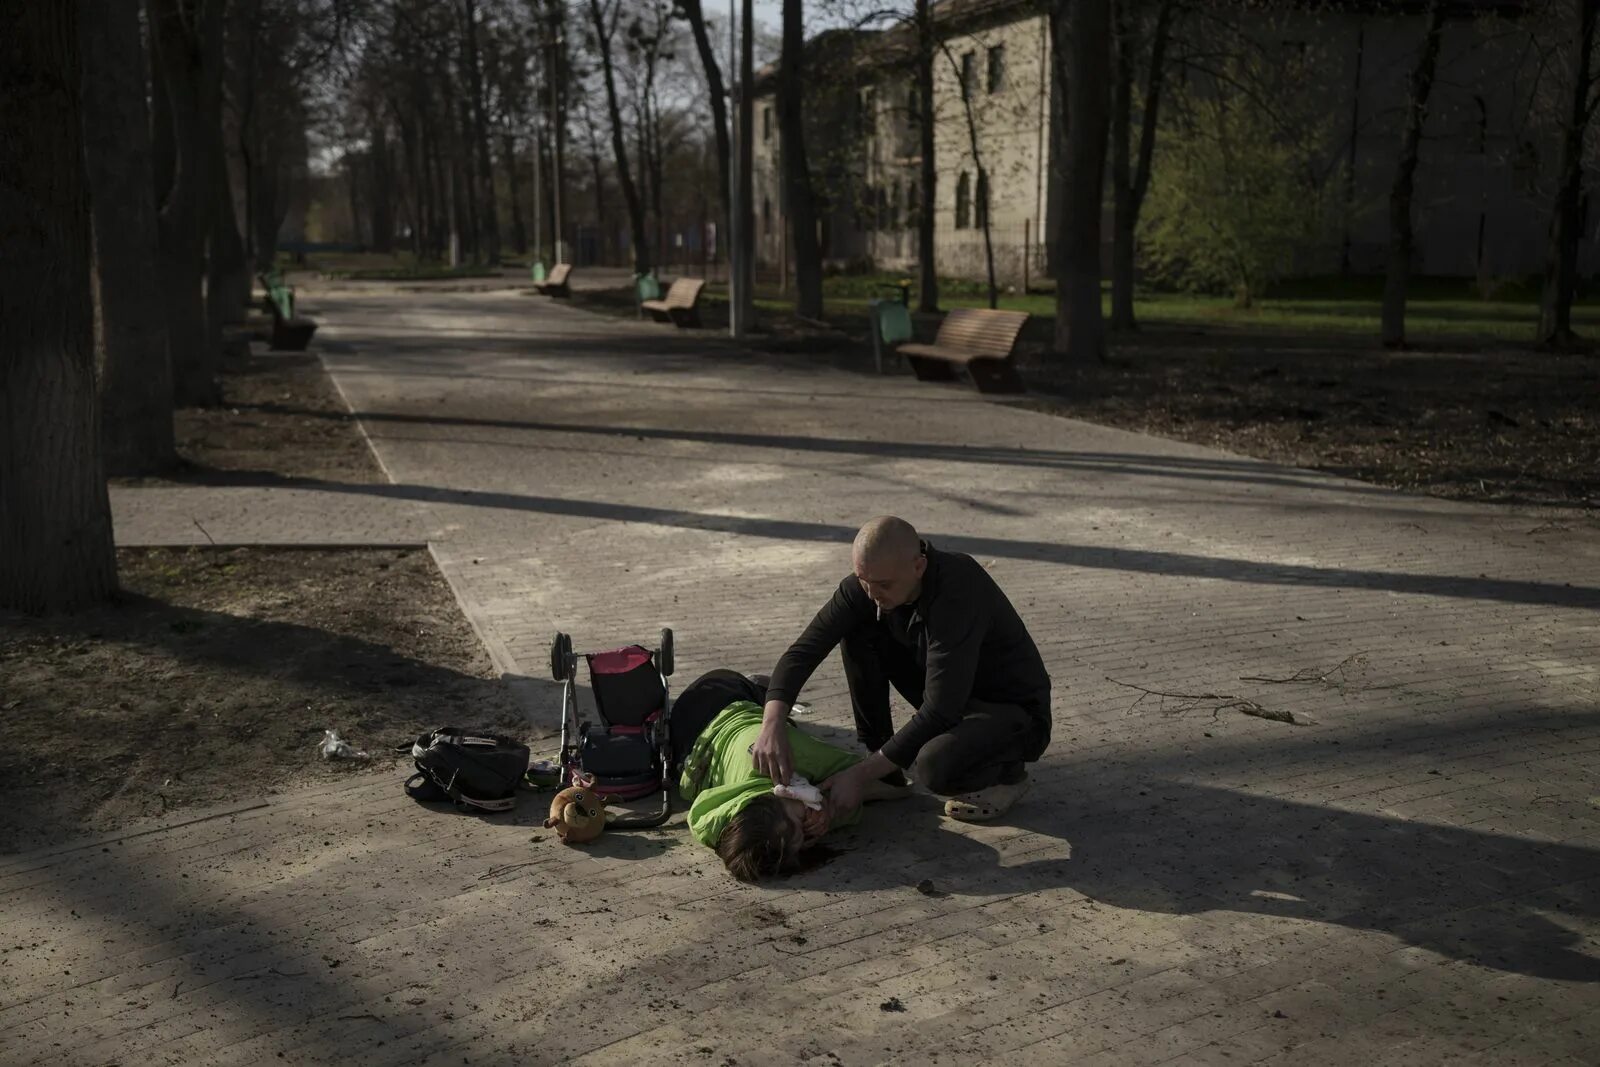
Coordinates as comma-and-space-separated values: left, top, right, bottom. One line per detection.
976, 169, 990, 229
762, 196, 772, 235
889, 182, 901, 230
955, 172, 971, 230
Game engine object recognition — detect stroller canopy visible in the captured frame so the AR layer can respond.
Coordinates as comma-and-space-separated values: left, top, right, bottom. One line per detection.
587, 645, 665, 728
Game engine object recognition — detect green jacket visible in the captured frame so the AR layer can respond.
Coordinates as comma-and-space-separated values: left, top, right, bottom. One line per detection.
679, 701, 862, 847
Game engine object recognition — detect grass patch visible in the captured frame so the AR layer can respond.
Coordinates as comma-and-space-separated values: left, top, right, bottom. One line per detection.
724, 272, 1600, 346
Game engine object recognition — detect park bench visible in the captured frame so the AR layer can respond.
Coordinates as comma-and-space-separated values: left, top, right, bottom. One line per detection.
898, 307, 1029, 394
533, 262, 572, 297
257, 270, 317, 351
640, 277, 705, 328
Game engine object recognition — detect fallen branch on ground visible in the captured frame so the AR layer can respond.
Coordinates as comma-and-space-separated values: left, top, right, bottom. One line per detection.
1106, 676, 1306, 725
1240, 650, 1371, 686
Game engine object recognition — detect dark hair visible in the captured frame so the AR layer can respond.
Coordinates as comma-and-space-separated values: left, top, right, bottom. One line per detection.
716, 794, 798, 882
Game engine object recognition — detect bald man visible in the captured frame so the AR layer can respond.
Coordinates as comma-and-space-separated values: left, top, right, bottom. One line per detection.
752, 517, 1051, 823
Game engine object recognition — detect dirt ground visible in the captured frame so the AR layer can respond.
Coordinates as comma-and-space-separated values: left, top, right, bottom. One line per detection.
1015, 331, 1600, 511
1, 353, 518, 855
118, 347, 384, 487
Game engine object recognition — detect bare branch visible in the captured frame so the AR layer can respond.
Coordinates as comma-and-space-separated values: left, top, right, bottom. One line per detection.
1106, 676, 1307, 726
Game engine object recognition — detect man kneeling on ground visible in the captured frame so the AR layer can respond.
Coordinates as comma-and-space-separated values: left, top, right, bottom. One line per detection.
753, 515, 1052, 823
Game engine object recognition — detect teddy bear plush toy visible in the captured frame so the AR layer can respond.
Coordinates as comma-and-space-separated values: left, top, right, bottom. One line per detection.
544, 780, 607, 844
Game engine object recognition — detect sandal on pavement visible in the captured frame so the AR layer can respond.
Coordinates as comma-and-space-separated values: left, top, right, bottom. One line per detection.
944, 776, 1030, 822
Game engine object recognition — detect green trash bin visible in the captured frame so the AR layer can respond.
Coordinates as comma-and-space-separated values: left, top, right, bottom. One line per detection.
634, 272, 661, 318
869, 299, 914, 374
530, 261, 547, 283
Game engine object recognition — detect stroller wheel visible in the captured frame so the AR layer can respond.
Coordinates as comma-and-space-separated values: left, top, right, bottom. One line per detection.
657, 627, 675, 677
550, 631, 571, 681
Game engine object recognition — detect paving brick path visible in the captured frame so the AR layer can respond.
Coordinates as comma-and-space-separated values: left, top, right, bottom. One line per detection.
19, 286, 1600, 1065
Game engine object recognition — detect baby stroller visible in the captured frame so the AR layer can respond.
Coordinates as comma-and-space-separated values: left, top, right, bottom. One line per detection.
549, 628, 675, 828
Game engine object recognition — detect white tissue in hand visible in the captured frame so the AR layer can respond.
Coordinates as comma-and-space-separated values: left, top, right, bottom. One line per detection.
774, 775, 825, 810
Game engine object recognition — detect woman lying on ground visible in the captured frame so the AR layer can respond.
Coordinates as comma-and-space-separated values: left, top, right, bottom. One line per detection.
672, 669, 906, 882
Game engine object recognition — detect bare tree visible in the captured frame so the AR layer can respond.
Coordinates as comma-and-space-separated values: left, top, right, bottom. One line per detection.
1537, 0, 1598, 347
586, 0, 652, 271
914, 0, 938, 312
1380, 4, 1445, 349
577, 91, 613, 259
461, 0, 501, 264
1052, 0, 1112, 361
1108, 0, 1173, 331
620, 0, 674, 266
1, 0, 118, 612
233, 0, 313, 273
150, 0, 226, 407
941, 39, 998, 307
780, 0, 823, 317
676, 0, 732, 271
82, 0, 177, 476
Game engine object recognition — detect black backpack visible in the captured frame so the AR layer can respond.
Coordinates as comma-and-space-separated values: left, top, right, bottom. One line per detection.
405, 727, 530, 813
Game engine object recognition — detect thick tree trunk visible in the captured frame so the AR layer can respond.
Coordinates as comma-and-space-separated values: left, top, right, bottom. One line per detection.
1109, 0, 1133, 328
780, 0, 822, 318
1053, 0, 1111, 361
586, 0, 650, 272
1380, 5, 1444, 349
1, 0, 118, 613
207, 124, 251, 339
1538, 0, 1597, 348
916, 0, 939, 312
737, 0, 755, 323
150, 0, 222, 407
1341, 24, 1365, 276
1046, 5, 1068, 280
1110, 0, 1171, 331
81, 0, 177, 476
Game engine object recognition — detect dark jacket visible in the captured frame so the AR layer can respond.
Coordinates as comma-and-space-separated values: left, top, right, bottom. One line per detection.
767, 543, 1051, 767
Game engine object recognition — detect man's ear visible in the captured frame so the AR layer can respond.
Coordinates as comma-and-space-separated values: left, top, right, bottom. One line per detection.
912, 554, 928, 579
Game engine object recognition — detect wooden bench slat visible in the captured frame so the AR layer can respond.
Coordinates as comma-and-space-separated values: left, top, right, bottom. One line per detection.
898, 342, 981, 363
643, 277, 704, 327
534, 263, 573, 296
899, 307, 1029, 394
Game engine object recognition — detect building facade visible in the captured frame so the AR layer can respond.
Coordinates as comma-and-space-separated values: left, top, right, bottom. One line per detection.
751, 0, 1599, 287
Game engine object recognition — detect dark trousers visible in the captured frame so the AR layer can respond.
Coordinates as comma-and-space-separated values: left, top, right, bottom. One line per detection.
670, 668, 768, 771
842, 629, 1038, 795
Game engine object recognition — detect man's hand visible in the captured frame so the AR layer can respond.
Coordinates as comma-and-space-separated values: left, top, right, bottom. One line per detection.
801, 805, 830, 842
820, 765, 866, 821
751, 701, 795, 784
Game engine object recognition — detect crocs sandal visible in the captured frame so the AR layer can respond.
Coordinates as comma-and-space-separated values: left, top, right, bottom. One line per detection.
944, 776, 1030, 822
